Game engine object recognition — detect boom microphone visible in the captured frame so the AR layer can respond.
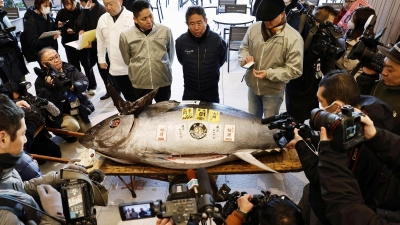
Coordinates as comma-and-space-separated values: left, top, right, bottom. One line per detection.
196, 168, 214, 219
186, 169, 199, 197
45, 101, 60, 117
196, 167, 212, 196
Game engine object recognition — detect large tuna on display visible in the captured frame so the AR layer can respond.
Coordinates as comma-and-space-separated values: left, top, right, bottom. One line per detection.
79, 86, 281, 172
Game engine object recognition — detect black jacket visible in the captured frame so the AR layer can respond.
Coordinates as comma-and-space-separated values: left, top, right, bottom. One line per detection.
357, 73, 400, 135
319, 128, 400, 225
0, 9, 28, 83
76, 3, 106, 32
176, 26, 226, 92
34, 62, 92, 128
23, 7, 58, 60
295, 95, 396, 224
55, 3, 83, 45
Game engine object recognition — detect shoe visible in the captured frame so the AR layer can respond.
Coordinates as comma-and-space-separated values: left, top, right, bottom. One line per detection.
64, 137, 78, 143
100, 92, 111, 100
87, 89, 96, 95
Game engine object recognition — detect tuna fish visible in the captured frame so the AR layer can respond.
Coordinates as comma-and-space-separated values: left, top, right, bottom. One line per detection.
79, 85, 281, 172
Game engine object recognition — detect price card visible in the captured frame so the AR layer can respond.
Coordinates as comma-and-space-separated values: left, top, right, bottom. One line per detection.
195, 108, 207, 121
208, 109, 220, 123
182, 108, 194, 120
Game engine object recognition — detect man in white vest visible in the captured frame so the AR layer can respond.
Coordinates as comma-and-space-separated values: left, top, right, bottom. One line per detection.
96, 0, 137, 101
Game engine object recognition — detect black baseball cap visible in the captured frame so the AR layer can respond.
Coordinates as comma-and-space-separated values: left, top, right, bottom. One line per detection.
256, 0, 285, 21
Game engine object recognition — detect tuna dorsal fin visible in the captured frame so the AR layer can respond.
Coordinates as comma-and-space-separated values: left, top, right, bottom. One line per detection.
234, 150, 278, 173
107, 83, 158, 116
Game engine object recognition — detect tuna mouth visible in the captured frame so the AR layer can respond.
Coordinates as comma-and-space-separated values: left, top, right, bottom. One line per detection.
166, 154, 228, 164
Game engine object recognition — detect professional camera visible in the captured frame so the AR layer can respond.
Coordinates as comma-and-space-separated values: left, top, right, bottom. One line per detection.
34, 62, 72, 92
262, 112, 319, 149
216, 184, 299, 225
310, 105, 364, 150
287, 7, 345, 59
348, 15, 387, 75
119, 168, 216, 225
60, 169, 108, 225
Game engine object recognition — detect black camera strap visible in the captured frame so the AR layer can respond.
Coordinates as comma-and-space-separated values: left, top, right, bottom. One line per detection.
347, 144, 363, 171
0, 195, 66, 225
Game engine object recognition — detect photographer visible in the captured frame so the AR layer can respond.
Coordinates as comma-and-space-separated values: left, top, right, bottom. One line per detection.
156, 194, 303, 225
0, 93, 87, 224
319, 114, 400, 224
285, 6, 339, 122
356, 41, 400, 136
287, 70, 395, 224
35, 47, 94, 143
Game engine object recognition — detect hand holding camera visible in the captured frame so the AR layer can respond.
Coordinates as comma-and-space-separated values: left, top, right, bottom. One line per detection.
37, 185, 64, 219
56, 158, 87, 184
237, 194, 254, 215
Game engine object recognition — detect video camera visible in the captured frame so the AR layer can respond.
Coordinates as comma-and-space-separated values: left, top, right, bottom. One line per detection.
261, 112, 318, 149
60, 169, 108, 225
348, 15, 387, 75
215, 184, 300, 225
34, 62, 72, 92
119, 168, 217, 225
287, 7, 345, 59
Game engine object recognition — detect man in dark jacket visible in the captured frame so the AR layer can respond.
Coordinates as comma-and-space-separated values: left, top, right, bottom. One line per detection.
287, 70, 397, 225
357, 41, 400, 136
35, 47, 93, 143
319, 115, 400, 224
175, 6, 227, 103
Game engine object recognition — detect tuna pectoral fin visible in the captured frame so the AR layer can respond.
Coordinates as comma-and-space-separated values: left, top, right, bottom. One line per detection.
107, 83, 158, 116
234, 150, 278, 173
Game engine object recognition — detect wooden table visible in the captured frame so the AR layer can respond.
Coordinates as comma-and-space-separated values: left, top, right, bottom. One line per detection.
83, 149, 302, 197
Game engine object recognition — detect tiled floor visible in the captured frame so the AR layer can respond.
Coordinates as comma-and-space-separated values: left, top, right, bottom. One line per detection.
20, 0, 340, 223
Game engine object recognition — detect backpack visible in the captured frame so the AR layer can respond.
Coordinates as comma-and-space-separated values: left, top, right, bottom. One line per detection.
19, 30, 36, 63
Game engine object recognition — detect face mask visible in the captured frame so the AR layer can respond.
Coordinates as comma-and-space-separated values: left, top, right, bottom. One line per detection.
347, 20, 355, 30
320, 101, 341, 113
82, 1, 91, 9
0, 152, 23, 170
283, 0, 292, 6
42, 6, 50, 15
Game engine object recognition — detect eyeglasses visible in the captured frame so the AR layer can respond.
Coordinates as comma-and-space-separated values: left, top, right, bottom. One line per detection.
44, 54, 60, 62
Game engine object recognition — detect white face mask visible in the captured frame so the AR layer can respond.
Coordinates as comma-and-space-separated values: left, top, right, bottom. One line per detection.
283, 0, 292, 6
82, 1, 91, 9
320, 101, 340, 113
347, 20, 355, 30
42, 6, 50, 15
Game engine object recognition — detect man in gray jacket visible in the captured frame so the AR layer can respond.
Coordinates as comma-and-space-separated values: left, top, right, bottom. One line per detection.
238, 0, 303, 118
119, 0, 174, 102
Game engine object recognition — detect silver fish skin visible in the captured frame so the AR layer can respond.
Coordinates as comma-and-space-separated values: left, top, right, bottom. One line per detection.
79, 101, 280, 170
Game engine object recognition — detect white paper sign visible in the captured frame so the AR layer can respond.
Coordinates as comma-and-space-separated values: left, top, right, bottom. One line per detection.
156, 125, 168, 141
223, 125, 236, 142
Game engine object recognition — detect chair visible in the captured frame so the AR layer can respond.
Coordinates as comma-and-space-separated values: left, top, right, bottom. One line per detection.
151, 0, 163, 23
216, 0, 236, 14
3, 7, 19, 20
223, 4, 247, 40
227, 26, 248, 72
322, 3, 343, 11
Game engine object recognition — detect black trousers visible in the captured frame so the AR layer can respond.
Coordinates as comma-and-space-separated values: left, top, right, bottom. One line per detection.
135, 85, 171, 103
113, 75, 137, 102
182, 87, 219, 103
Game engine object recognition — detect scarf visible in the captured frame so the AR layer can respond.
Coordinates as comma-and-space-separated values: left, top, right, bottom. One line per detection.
261, 15, 287, 42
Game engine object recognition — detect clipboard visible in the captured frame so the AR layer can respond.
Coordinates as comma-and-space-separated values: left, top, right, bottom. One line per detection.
38, 31, 60, 39
65, 29, 96, 50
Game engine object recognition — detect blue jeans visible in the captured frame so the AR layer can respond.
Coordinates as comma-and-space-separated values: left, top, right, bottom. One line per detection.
248, 88, 284, 118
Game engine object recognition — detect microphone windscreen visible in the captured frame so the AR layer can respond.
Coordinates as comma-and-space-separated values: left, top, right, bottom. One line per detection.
186, 169, 196, 180
196, 167, 212, 196
45, 101, 60, 116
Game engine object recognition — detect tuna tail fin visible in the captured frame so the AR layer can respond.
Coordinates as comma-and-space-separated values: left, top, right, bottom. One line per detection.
107, 83, 158, 116
234, 150, 278, 173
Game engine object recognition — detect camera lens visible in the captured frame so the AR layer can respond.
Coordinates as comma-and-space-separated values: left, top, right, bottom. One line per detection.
310, 108, 340, 132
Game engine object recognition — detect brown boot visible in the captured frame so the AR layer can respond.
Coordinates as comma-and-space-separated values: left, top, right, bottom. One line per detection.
100, 92, 111, 100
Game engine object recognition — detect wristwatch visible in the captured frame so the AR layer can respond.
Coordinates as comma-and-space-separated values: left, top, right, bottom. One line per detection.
236, 209, 247, 218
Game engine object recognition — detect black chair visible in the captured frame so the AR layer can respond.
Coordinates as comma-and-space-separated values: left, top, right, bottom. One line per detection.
151, 0, 163, 23
3, 7, 19, 20
227, 26, 248, 72
223, 4, 248, 40
216, 0, 236, 14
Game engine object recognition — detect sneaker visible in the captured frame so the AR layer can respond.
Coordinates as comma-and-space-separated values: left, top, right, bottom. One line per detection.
87, 89, 96, 95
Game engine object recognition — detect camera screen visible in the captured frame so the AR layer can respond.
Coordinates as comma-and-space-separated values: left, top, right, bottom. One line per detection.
121, 203, 154, 220
345, 125, 357, 140
66, 187, 86, 219
277, 136, 288, 148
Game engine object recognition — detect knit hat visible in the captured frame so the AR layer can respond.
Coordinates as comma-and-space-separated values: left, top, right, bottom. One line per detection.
256, 0, 285, 21
378, 42, 400, 64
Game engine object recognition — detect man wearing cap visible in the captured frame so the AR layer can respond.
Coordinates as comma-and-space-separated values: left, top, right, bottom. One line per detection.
238, 0, 303, 118
357, 42, 400, 135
